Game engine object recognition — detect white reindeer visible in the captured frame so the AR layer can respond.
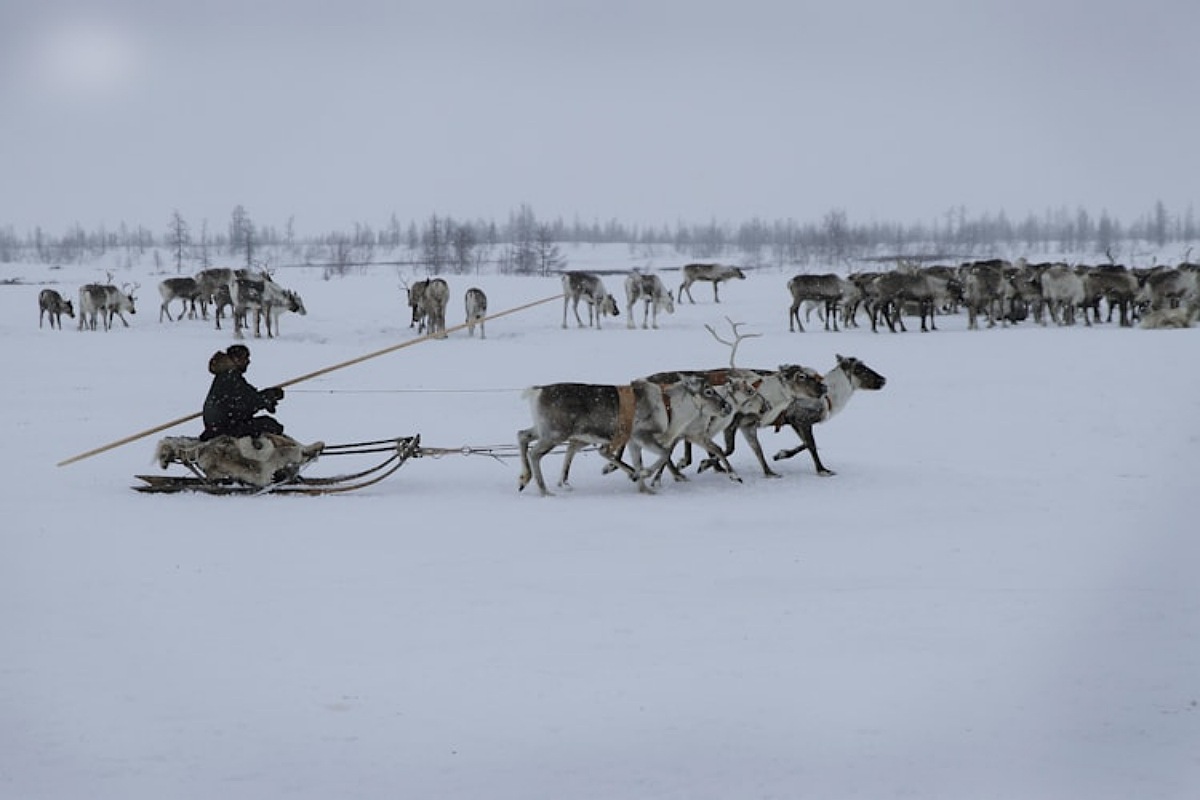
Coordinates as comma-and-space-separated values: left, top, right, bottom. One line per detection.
405, 278, 450, 337
78, 280, 138, 331
624, 271, 674, 329
770, 355, 887, 474
561, 271, 619, 328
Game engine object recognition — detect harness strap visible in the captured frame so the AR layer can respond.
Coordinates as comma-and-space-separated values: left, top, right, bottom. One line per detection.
705, 369, 763, 392
608, 385, 637, 453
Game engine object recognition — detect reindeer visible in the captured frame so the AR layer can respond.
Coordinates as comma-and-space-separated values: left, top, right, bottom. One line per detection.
465, 287, 488, 338
407, 278, 449, 337
1080, 264, 1139, 327
960, 259, 1015, 329
770, 355, 887, 474
624, 271, 674, 329
678, 263, 745, 303
633, 368, 773, 485
404, 279, 427, 328
862, 269, 952, 333
231, 272, 305, 339
1007, 261, 1047, 325
264, 289, 307, 337
592, 320, 764, 483
158, 277, 201, 322
844, 272, 880, 327
1038, 264, 1086, 325
195, 268, 234, 322
38, 288, 74, 329
77, 277, 138, 331
561, 271, 619, 328
1142, 267, 1197, 312
517, 374, 731, 496
787, 273, 850, 332
702, 365, 828, 478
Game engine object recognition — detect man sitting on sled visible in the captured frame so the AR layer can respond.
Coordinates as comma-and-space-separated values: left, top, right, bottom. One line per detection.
200, 344, 286, 440
147, 344, 323, 487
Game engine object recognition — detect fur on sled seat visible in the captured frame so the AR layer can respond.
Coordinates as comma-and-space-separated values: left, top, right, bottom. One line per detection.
156, 434, 325, 487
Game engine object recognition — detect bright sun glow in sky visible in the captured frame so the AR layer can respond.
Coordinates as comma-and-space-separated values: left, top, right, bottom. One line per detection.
28, 18, 141, 100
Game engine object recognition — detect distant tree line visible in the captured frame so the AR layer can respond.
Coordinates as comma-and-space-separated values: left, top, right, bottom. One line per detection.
2, 200, 1196, 271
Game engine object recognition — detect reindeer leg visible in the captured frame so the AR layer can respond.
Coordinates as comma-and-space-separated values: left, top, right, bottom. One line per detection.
797, 423, 834, 475
601, 445, 625, 474
675, 440, 694, 471
699, 422, 737, 473
523, 438, 561, 496
696, 438, 741, 483
772, 421, 809, 462
773, 443, 808, 461
741, 424, 780, 478
517, 427, 545, 494
646, 440, 685, 486
596, 442, 639, 483
558, 441, 585, 488
626, 443, 657, 494
789, 302, 803, 332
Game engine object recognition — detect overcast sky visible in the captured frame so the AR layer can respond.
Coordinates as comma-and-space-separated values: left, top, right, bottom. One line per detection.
2, 0, 1197, 237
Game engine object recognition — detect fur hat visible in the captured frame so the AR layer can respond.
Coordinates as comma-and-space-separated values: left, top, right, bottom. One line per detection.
226, 344, 250, 367
208, 351, 236, 374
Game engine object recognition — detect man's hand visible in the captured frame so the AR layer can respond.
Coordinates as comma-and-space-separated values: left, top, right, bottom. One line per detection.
263, 386, 284, 411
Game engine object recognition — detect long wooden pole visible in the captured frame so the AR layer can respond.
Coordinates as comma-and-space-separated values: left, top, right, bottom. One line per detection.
57, 292, 563, 467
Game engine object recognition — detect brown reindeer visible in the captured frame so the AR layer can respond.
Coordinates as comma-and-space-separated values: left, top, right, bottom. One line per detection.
38, 288, 74, 329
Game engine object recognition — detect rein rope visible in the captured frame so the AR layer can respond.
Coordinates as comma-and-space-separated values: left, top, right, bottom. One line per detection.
318, 436, 560, 464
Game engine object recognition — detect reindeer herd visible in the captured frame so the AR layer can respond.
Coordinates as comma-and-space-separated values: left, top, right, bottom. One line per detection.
35, 267, 310, 338
786, 258, 1200, 334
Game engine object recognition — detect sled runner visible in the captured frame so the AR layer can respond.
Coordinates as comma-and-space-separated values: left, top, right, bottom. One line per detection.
134, 434, 422, 495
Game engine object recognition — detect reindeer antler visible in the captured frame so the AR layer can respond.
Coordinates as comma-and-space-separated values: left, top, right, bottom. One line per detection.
705, 317, 761, 368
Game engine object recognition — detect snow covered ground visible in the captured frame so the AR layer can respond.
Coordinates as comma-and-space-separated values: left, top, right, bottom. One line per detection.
3, 246, 1198, 799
